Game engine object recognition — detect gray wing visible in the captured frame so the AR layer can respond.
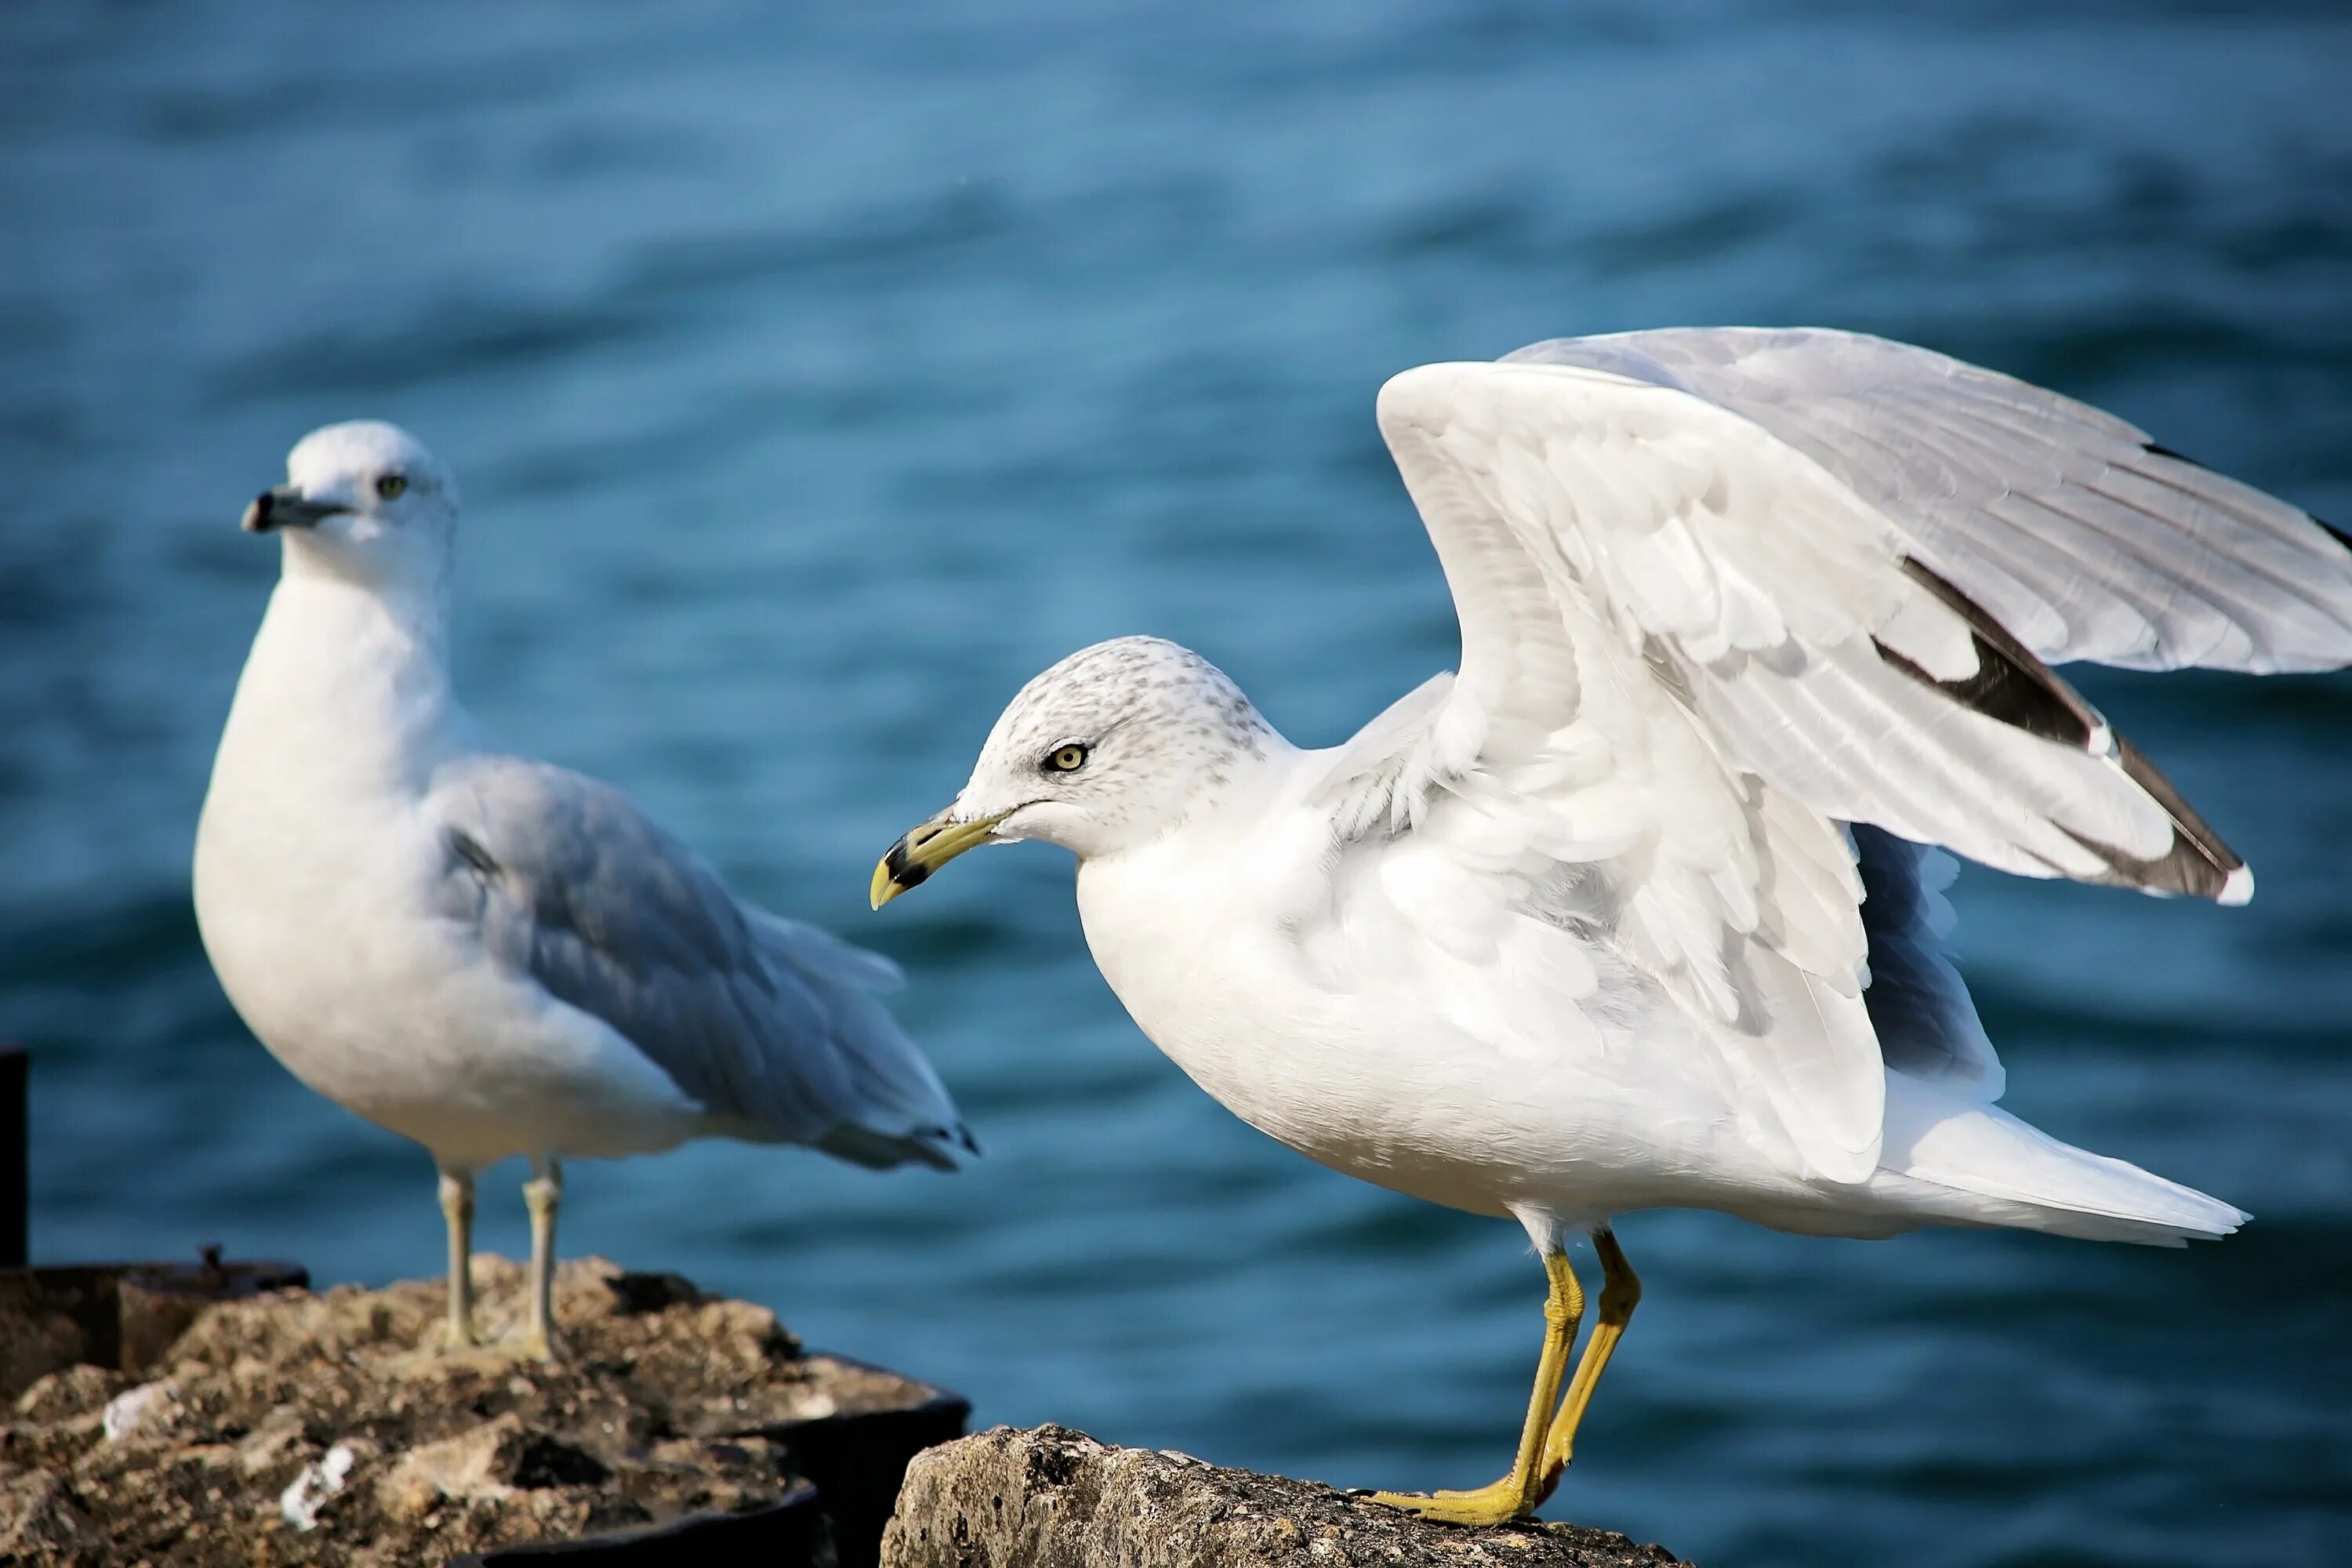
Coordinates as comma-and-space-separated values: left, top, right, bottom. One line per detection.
1503, 327, 2352, 673
426, 754, 972, 1170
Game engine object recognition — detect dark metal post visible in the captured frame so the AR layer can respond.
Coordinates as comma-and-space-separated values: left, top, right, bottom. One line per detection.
1, 1045, 24, 1268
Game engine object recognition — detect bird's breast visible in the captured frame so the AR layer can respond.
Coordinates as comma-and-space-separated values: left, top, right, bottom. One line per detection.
196, 758, 453, 1075
1073, 826, 1552, 1218
1069, 811, 1755, 1220
194, 584, 485, 1135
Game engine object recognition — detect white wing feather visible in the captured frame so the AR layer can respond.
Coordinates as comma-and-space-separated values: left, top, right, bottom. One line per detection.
1503, 328, 2352, 672
1315, 338, 2352, 1186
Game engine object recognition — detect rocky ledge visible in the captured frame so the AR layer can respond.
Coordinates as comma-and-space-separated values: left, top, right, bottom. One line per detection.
0, 1255, 963, 1566
881, 1425, 1692, 1568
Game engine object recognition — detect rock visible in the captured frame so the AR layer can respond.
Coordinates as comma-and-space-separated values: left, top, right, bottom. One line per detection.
380, 1411, 611, 1509
0, 1470, 89, 1558
881, 1425, 1694, 1568
12, 1366, 125, 1426
0, 1254, 964, 1567
2, 1367, 119, 1475
236, 1405, 315, 1479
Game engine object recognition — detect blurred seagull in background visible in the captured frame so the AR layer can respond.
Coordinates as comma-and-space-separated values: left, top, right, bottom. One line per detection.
873, 328, 2352, 1523
196, 421, 972, 1362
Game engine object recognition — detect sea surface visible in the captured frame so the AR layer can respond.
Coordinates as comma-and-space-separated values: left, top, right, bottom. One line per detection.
4, 4, 2349, 1564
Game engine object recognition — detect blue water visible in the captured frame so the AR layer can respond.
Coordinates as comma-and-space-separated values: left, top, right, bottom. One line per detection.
5, 4, 2350, 1563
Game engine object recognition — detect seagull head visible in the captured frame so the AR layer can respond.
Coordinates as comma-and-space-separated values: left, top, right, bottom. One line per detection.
243, 421, 461, 593
872, 636, 1279, 906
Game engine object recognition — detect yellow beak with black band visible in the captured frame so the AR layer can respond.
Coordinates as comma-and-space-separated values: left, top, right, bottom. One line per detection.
870, 809, 1012, 909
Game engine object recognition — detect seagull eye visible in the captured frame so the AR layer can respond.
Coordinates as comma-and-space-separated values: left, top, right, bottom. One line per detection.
375, 473, 408, 500
1044, 743, 1090, 774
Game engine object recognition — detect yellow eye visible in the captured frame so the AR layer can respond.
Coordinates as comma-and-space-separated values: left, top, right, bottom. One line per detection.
375, 473, 408, 500
1046, 743, 1090, 773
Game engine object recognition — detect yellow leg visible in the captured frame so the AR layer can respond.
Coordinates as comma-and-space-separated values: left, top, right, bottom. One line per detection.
1370, 1248, 1584, 1526
438, 1169, 478, 1350
1538, 1227, 1641, 1485
521, 1159, 564, 1363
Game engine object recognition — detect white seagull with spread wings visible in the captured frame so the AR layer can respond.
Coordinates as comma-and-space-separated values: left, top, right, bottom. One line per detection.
873, 328, 2352, 1523
197, 421, 971, 1362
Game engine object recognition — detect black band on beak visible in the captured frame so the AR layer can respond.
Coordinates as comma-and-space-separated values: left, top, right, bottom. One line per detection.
871, 809, 1008, 908
241, 485, 342, 533
880, 834, 934, 894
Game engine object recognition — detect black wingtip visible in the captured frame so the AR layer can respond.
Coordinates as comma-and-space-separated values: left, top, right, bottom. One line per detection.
1882, 560, 2107, 752
2144, 441, 2349, 554
2060, 735, 2246, 902
2141, 440, 2209, 471
1882, 557, 2249, 902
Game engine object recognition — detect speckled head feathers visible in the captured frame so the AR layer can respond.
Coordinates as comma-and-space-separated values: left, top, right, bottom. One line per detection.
952, 637, 1281, 860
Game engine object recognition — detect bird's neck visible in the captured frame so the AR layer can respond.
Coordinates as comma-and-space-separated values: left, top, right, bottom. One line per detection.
219, 569, 466, 800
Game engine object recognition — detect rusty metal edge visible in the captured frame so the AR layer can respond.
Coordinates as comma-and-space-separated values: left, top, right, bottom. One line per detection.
440, 1354, 971, 1568
449, 1477, 829, 1565
778, 1348, 975, 1433
747, 1352, 971, 1568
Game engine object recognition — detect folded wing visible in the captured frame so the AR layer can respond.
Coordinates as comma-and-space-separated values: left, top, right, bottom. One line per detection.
427, 755, 972, 1170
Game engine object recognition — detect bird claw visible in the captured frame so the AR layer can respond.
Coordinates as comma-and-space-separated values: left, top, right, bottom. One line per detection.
1365, 1479, 1542, 1527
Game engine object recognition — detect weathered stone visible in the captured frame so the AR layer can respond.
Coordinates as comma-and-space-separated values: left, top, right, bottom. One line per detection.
3, 1368, 120, 1476
881, 1425, 1693, 1568
235, 1404, 314, 1478
380, 1411, 612, 1510
0, 1254, 958, 1567
0, 1469, 89, 1557
12, 1365, 125, 1425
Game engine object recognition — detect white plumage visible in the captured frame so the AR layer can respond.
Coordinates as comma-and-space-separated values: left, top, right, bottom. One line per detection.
198, 420, 969, 1359
877, 328, 2352, 1519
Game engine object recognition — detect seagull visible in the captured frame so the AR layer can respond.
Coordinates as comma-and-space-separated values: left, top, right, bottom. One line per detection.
871, 328, 2352, 1523
195, 420, 972, 1362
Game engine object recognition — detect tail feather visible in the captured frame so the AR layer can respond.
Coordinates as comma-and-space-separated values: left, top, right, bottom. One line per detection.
818, 1118, 978, 1173
1881, 1073, 2245, 1246
740, 906, 975, 1171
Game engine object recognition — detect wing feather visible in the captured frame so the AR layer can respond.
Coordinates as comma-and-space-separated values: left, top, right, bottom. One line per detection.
426, 755, 970, 1167
1504, 327, 2352, 671
1311, 336, 2350, 1183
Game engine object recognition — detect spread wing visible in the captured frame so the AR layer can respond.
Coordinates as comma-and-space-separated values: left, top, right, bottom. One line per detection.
1318, 337, 2352, 1184
426, 754, 973, 1170
1504, 328, 2352, 672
